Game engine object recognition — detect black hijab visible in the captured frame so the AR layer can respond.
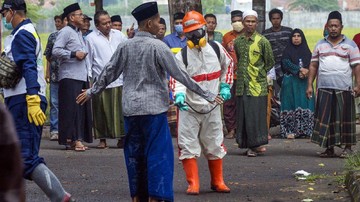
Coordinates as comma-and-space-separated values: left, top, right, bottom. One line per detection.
282, 28, 312, 69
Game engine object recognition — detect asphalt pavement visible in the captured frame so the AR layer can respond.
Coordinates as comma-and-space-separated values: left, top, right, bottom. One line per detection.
24, 126, 358, 202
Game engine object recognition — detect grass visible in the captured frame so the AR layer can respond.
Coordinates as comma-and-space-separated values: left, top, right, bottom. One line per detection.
345, 152, 360, 171
303, 28, 359, 51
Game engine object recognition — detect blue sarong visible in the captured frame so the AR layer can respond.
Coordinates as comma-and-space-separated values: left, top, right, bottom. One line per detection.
124, 112, 174, 201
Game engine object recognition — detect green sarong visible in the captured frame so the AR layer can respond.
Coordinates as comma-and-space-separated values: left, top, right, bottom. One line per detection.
92, 86, 125, 139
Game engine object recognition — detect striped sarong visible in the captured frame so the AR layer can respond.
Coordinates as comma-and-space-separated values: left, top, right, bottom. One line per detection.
311, 88, 356, 148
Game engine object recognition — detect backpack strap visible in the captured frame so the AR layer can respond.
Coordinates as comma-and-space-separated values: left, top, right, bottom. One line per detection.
208, 40, 220, 63
181, 46, 188, 68
181, 40, 220, 68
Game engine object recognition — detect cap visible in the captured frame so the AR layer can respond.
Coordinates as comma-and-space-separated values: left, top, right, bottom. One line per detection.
231, 10, 243, 18
111, 15, 122, 23
83, 14, 92, 21
174, 12, 185, 21
63, 3, 81, 18
327, 11, 342, 23
159, 17, 166, 25
242, 10, 258, 19
0, 0, 26, 13
131, 1, 158, 23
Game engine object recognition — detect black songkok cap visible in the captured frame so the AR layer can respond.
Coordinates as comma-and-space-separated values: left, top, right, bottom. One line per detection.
231, 10, 243, 18
83, 14, 92, 21
63, 3, 81, 18
173, 12, 185, 21
131, 1, 158, 23
111, 15, 122, 23
327, 11, 342, 23
0, 0, 26, 13
160, 17, 166, 25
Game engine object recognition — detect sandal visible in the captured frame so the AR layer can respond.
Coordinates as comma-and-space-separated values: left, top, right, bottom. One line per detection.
319, 148, 336, 158
254, 146, 266, 154
246, 149, 257, 157
74, 141, 87, 152
286, 133, 295, 139
339, 148, 353, 158
96, 140, 108, 149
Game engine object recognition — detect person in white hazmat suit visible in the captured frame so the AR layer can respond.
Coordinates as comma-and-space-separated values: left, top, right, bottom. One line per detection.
171, 10, 234, 195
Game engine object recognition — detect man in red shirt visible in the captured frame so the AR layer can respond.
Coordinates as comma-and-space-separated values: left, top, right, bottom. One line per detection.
222, 10, 243, 139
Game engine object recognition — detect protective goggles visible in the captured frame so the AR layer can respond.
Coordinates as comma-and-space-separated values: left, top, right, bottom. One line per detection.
185, 28, 205, 39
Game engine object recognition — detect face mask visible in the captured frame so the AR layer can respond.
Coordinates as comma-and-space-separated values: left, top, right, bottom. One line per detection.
185, 28, 206, 48
174, 24, 183, 34
2, 11, 14, 30
232, 21, 243, 32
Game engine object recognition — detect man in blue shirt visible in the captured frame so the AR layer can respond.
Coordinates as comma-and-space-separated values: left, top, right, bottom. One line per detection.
163, 12, 187, 50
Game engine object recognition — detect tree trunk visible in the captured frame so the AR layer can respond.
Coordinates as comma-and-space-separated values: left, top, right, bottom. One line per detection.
95, 0, 103, 12
253, 0, 266, 33
168, 0, 202, 33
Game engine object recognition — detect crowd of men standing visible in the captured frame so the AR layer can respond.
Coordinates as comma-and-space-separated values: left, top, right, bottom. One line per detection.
1, 0, 360, 201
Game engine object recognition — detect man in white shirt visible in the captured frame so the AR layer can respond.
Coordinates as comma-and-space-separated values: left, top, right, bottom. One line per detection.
85, 10, 127, 148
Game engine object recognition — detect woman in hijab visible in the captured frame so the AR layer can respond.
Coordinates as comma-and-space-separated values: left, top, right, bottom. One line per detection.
280, 28, 315, 139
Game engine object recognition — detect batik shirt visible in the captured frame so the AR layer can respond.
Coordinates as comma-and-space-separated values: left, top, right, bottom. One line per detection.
44, 31, 59, 82
234, 31, 275, 96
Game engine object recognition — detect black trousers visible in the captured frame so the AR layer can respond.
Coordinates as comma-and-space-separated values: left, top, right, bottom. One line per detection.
58, 78, 92, 145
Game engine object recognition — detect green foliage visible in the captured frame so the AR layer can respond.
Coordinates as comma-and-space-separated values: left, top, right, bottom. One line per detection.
202, 0, 225, 14
289, 0, 339, 12
302, 28, 359, 51
304, 174, 327, 183
344, 152, 360, 171
26, 2, 45, 23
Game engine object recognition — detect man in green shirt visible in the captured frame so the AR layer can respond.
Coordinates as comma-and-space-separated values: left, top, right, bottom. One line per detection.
234, 10, 274, 157
204, 13, 223, 43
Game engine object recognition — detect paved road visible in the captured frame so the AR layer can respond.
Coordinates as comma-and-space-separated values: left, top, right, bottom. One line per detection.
25, 127, 356, 202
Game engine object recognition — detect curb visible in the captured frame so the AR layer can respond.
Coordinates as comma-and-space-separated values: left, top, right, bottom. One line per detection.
345, 170, 360, 202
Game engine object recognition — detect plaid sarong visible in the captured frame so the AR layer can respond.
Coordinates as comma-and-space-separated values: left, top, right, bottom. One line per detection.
311, 89, 356, 148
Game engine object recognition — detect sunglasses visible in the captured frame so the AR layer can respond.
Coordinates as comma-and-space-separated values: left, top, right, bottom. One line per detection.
185, 28, 205, 39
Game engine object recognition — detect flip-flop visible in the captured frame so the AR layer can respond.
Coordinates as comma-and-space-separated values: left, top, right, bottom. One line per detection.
319, 148, 336, 158
254, 146, 266, 153
339, 148, 353, 158
246, 149, 257, 157
74, 145, 86, 152
96, 141, 108, 149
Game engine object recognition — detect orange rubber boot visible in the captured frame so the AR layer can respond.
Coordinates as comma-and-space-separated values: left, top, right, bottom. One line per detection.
182, 158, 200, 195
208, 159, 230, 193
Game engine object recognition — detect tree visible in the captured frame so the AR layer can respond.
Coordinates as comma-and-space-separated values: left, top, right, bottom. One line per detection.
289, 0, 339, 12
26, 1, 45, 23
202, 0, 225, 14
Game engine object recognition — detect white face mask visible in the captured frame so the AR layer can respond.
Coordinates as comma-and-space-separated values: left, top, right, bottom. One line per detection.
231, 21, 243, 32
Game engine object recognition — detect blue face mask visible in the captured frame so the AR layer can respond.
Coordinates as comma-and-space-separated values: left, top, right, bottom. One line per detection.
174, 24, 183, 34
2, 12, 14, 30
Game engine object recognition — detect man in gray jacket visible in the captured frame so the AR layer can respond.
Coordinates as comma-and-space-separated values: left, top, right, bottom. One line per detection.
76, 2, 223, 202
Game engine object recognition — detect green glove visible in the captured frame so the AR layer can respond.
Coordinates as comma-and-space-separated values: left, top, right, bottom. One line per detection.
174, 93, 188, 111
220, 82, 231, 101
26, 95, 46, 126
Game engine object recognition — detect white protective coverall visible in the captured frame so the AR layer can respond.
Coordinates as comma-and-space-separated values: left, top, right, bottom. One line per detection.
171, 41, 234, 160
